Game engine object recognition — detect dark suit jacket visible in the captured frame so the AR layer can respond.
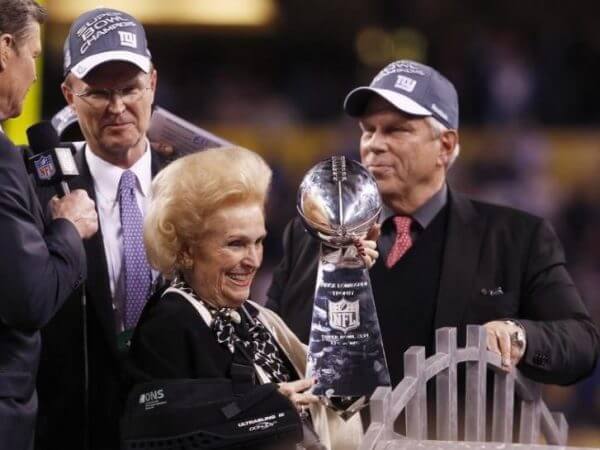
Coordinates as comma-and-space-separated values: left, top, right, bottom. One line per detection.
267, 188, 599, 386
129, 290, 299, 383
130, 291, 245, 381
0, 132, 85, 450
34, 144, 165, 450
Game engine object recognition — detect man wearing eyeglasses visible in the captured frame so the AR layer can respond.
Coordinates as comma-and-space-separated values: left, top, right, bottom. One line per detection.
35, 8, 163, 450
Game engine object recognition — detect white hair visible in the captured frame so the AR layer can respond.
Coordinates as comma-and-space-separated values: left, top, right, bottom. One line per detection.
425, 116, 460, 168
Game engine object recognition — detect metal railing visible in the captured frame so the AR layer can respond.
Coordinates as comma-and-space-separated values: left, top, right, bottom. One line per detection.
361, 325, 571, 450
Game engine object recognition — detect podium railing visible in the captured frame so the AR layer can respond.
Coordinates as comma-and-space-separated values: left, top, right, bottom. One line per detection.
361, 325, 570, 449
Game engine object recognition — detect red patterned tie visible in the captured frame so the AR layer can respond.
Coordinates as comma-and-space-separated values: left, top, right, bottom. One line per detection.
386, 216, 413, 268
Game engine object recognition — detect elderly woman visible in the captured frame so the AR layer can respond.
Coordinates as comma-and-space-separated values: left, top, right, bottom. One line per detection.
130, 147, 376, 449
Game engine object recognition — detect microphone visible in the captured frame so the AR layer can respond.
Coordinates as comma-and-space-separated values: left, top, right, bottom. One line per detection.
26, 121, 79, 197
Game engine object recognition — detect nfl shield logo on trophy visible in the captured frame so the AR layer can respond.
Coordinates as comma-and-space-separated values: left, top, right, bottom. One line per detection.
34, 155, 56, 180
328, 298, 360, 333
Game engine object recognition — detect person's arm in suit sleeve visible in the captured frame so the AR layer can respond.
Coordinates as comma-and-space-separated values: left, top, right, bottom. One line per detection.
266, 218, 298, 314
517, 219, 599, 385
0, 154, 85, 330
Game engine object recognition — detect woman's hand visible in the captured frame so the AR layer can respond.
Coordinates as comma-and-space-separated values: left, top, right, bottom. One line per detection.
150, 141, 175, 157
353, 223, 381, 269
278, 378, 319, 411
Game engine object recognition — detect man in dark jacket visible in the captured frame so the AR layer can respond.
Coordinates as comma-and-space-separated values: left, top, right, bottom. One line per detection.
35, 8, 165, 450
0, 2, 98, 449
267, 60, 599, 389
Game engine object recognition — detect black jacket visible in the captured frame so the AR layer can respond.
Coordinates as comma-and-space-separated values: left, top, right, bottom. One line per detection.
129, 289, 301, 383
267, 188, 600, 386
34, 144, 165, 450
0, 132, 85, 450
130, 291, 244, 380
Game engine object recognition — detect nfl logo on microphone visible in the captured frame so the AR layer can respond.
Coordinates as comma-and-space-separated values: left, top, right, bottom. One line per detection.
34, 155, 56, 180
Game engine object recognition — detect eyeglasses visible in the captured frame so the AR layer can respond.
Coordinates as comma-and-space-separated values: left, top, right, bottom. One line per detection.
68, 83, 152, 109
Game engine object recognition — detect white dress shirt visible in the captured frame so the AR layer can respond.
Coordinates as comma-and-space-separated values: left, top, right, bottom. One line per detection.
85, 140, 157, 332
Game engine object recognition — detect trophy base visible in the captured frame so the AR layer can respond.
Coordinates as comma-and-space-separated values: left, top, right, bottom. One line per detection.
322, 395, 367, 421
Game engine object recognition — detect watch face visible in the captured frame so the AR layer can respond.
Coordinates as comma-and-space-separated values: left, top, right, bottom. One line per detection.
510, 330, 525, 349
505, 320, 525, 350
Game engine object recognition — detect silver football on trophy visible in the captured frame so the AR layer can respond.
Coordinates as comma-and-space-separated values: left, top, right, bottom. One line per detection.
297, 156, 382, 247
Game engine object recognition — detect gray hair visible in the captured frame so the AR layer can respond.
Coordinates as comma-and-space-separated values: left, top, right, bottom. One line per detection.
426, 116, 460, 168
0, 0, 46, 46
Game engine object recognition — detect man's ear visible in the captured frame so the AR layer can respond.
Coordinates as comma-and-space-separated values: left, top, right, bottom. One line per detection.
438, 130, 458, 167
61, 80, 74, 105
148, 68, 157, 104
0, 34, 14, 71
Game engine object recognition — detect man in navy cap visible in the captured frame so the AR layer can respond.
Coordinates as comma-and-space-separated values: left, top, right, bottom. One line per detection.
267, 60, 599, 391
35, 8, 163, 450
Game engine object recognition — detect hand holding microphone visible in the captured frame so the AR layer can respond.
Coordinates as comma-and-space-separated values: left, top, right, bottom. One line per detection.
49, 190, 98, 239
27, 122, 98, 239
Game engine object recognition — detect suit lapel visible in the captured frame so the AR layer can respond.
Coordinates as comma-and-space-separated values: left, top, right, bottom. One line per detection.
434, 189, 486, 330
73, 147, 119, 351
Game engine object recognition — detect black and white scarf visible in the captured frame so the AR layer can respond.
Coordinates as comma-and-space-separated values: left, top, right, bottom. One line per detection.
170, 277, 291, 383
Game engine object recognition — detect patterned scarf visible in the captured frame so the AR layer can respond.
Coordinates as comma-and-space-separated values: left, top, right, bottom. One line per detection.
170, 277, 291, 383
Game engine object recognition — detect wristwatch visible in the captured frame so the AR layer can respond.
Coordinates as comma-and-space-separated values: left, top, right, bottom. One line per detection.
504, 319, 526, 352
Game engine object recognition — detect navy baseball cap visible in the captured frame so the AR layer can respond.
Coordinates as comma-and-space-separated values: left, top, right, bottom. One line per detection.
344, 60, 459, 129
63, 8, 152, 79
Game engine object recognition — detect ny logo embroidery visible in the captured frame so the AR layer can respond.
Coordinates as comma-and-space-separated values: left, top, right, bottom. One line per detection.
118, 31, 137, 48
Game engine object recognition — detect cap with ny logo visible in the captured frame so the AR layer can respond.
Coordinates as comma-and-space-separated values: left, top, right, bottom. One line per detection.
63, 7, 152, 79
